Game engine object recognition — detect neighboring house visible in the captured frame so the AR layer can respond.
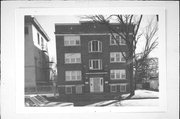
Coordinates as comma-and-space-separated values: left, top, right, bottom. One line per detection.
55, 21, 133, 100
25, 16, 50, 93
147, 58, 158, 78
147, 58, 159, 90
148, 77, 159, 90
136, 58, 159, 90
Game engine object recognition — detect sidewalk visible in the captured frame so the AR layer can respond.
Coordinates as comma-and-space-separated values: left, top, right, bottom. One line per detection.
25, 93, 56, 97
84, 90, 159, 107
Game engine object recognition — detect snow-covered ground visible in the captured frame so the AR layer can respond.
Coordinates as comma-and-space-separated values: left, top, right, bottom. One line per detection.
85, 90, 159, 107
25, 89, 159, 107
122, 89, 159, 99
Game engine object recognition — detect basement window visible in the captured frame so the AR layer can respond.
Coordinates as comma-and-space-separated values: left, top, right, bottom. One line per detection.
65, 86, 73, 94
110, 85, 117, 92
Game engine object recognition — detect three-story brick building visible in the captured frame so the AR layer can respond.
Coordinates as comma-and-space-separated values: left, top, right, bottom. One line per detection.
55, 21, 133, 100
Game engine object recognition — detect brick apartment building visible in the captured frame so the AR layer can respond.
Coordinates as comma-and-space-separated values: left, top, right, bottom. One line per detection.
25, 16, 50, 93
55, 21, 133, 100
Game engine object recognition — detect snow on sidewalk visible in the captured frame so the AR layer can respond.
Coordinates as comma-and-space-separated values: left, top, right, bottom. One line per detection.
122, 89, 159, 99
85, 100, 118, 107
107, 98, 159, 106
86, 90, 159, 107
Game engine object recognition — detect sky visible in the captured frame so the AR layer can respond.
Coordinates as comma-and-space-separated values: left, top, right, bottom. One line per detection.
35, 15, 159, 63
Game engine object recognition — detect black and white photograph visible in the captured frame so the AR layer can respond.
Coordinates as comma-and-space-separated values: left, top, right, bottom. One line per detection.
1, 1, 179, 119
24, 15, 160, 107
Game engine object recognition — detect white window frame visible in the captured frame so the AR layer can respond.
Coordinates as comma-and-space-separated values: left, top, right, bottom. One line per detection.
64, 36, 80, 46
65, 71, 82, 81
65, 86, 73, 94
110, 52, 126, 63
88, 40, 102, 53
65, 53, 81, 64
75, 85, 83, 94
110, 34, 126, 45
110, 85, 117, 92
110, 69, 126, 80
89, 59, 102, 70
119, 84, 127, 92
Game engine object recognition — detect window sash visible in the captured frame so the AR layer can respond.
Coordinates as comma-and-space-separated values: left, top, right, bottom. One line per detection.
120, 85, 127, 92
92, 41, 98, 51
76, 40, 80, 45
110, 34, 126, 45
110, 73, 115, 79
69, 40, 75, 45
64, 36, 80, 46
65, 53, 81, 64
89, 40, 102, 52
65, 71, 81, 81
110, 84, 127, 92
89, 59, 102, 70
110, 85, 117, 92
65, 58, 70, 63
65, 87, 72, 94
76, 86, 82, 94
110, 70, 126, 80
110, 52, 126, 63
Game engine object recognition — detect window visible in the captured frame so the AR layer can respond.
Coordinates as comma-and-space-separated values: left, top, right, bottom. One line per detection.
41, 37, 45, 49
65, 71, 81, 81
76, 85, 82, 94
110, 85, 117, 92
37, 33, 40, 45
110, 34, 126, 45
110, 52, 126, 63
64, 36, 80, 46
89, 40, 102, 52
65, 86, 73, 94
89, 59, 102, 70
110, 84, 127, 92
120, 84, 127, 92
65, 53, 81, 64
110, 70, 126, 80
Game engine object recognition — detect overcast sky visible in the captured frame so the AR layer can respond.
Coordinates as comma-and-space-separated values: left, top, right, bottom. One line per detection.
35, 15, 158, 63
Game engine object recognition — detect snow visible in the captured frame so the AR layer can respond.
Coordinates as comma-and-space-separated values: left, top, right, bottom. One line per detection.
122, 89, 159, 99
25, 89, 159, 107
85, 100, 118, 107
85, 90, 159, 107
108, 99, 158, 106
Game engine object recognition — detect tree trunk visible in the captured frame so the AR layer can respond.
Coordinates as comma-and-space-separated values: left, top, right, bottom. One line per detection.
128, 63, 135, 97
134, 65, 138, 90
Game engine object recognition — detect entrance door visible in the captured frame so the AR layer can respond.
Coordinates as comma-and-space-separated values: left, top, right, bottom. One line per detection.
90, 77, 103, 93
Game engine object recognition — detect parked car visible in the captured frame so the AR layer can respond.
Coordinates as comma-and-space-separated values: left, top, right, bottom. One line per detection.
25, 95, 74, 107
25, 96, 38, 107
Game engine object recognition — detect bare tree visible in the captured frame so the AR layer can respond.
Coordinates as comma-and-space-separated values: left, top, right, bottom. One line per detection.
82, 15, 158, 97
136, 57, 158, 84
134, 18, 158, 89
49, 57, 58, 97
